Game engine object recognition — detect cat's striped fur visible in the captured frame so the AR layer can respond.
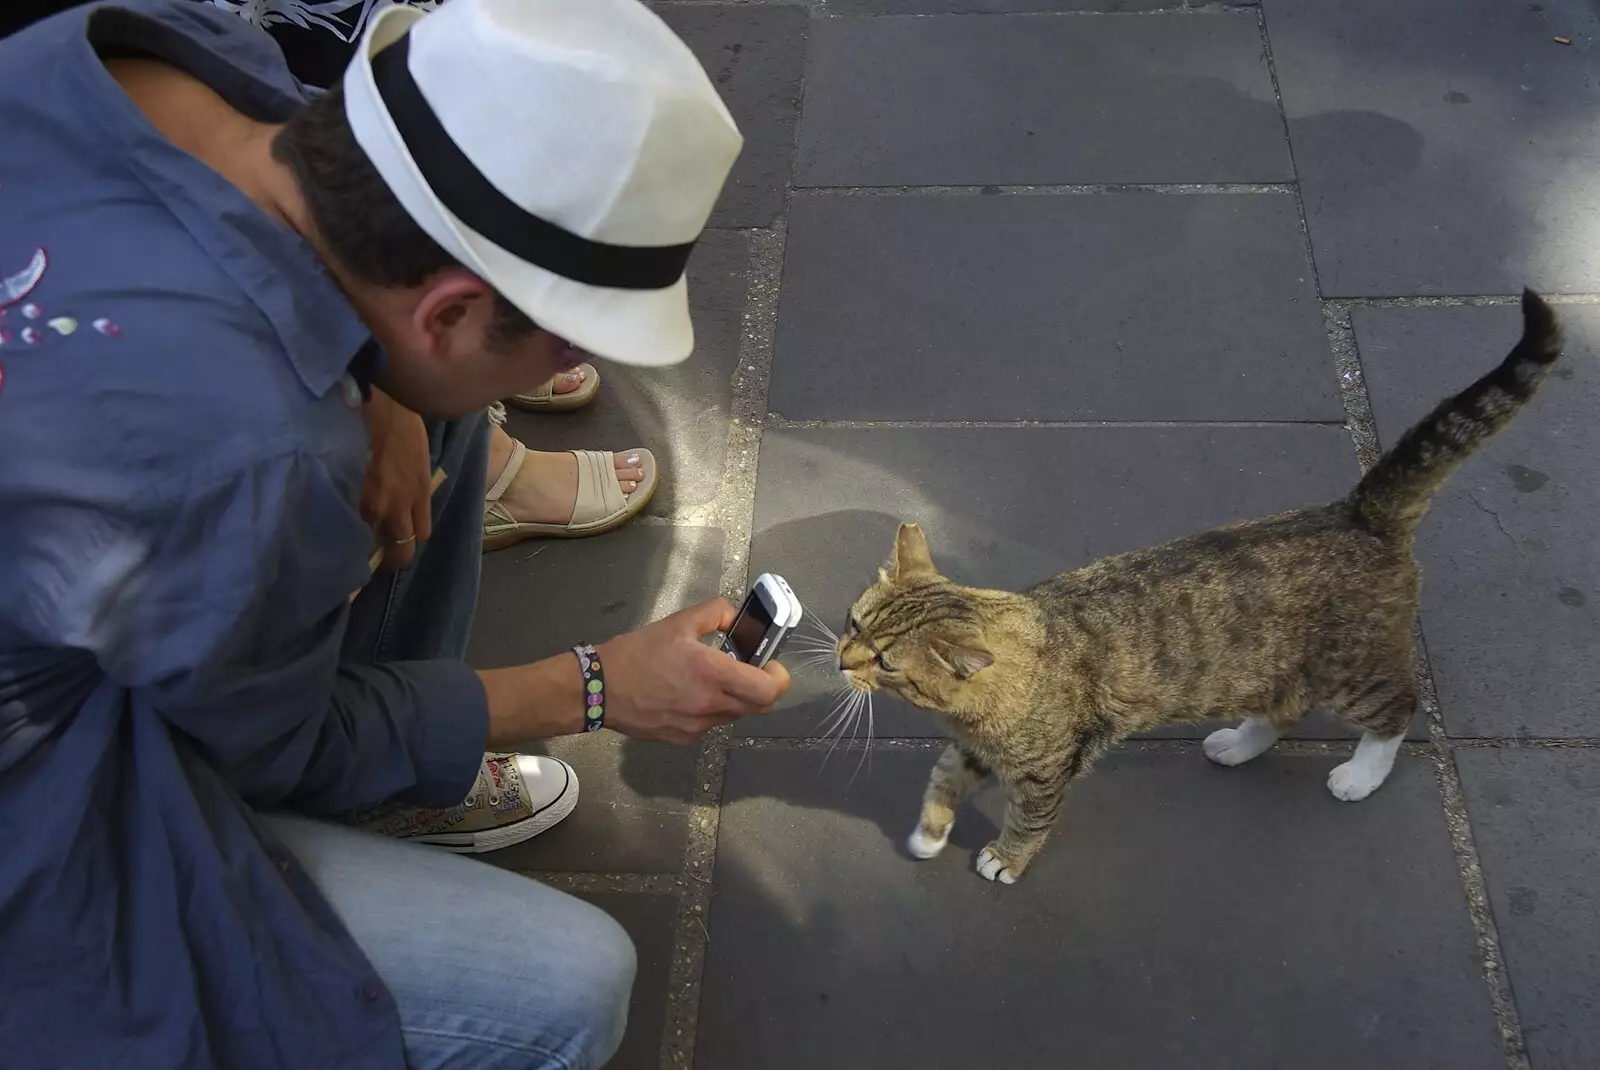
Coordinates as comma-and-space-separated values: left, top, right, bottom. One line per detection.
837, 291, 1562, 883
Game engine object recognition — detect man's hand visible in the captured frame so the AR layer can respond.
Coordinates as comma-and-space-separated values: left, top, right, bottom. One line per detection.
361, 389, 433, 572
598, 598, 791, 744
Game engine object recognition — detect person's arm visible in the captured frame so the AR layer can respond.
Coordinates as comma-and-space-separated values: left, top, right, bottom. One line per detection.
354, 393, 793, 750
480, 598, 793, 748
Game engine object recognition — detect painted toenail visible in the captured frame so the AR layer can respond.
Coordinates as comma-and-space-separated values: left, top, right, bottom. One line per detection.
625, 453, 640, 466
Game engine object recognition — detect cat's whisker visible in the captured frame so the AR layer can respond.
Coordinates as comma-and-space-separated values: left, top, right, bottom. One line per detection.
812, 689, 855, 736
816, 683, 863, 741
820, 690, 864, 771
786, 637, 836, 652
828, 693, 867, 771
802, 614, 839, 642
848, 692, 876, 786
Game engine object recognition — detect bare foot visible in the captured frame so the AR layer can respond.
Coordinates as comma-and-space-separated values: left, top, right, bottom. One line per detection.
486, 424, 644, 526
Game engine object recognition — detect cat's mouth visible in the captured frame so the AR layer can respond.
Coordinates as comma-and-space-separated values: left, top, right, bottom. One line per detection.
840, 669, 877, 694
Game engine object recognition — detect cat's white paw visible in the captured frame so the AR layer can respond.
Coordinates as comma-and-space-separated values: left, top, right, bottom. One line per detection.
975, 846, 1017, 884
1203, 718, 1281, 767
1327, 732, 1403, 802
906, 826, 949, 860
1327, 761, 1384, 801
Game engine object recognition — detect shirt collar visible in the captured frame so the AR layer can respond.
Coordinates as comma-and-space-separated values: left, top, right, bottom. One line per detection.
75, 3, 375, 399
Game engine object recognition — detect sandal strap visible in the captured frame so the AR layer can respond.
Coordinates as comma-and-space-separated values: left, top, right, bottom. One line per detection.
486, 437, 526, 503
523, 374, 556, 403
484, 499, 517, 529
570, 450, 628, 528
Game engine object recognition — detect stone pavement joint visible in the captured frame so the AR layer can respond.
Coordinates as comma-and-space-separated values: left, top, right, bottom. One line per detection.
1454, 738, 1600, 749
1420, 669, 1534, 1070
660, 220, 787, 1070
733, 735, 1434, 756
765, 417, 1349, 429
518, 873, 687, 896
799, 182, 1297, 195
1321, 303, 1381, 470
1337, 294, 1600, 307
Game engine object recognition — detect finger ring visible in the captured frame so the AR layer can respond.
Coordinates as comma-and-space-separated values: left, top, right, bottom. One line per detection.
392, 534, 417, 546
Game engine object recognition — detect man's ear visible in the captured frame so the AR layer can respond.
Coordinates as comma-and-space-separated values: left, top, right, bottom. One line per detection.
412, 268, 494, 355
929, 631, 995, 680
885, 522, 938, 583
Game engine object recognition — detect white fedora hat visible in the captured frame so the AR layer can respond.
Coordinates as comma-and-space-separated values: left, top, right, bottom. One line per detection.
343, 0, 742, 367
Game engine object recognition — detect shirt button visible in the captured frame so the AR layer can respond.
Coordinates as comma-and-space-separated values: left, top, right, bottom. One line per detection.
359, 981, 383, 1002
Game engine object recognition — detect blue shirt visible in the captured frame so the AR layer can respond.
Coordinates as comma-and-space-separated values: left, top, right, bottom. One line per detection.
0, 4, 489, 1066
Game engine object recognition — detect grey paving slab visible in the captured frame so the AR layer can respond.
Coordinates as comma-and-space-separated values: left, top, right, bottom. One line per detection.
826, 0, 1172, 14
699, 748, 1501, 1070
1456, 748, 1600, 1070
658, 5, 807, 229
741, 424, 1421, 740
576, 892, 678, 1070
469, 525, 720, 870
797, 13, 1290, 186
497, 231, 749, 518
770, 192, 1339, 421
1356, 304, 1599, 738
1264, 0, 1600, 296
469, 525, 724, 668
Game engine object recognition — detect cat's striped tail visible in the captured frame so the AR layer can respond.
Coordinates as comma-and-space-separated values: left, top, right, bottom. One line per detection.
1345, 289, 1562, 542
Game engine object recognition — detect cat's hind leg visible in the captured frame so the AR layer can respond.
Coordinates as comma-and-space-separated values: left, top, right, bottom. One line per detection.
1327, 680, 1416, 802
908, 744, 989, 860
1202, 716, 1283, 767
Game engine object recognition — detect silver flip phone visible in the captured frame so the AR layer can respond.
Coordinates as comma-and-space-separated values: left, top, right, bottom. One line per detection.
721, 573, 803, 668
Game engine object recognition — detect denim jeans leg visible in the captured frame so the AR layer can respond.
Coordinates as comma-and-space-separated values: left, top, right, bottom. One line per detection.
261, 812, 635, 1070
344, 411, 491, 666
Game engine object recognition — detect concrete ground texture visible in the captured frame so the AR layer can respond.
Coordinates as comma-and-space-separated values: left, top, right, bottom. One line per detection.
469, 1, 1600, 1067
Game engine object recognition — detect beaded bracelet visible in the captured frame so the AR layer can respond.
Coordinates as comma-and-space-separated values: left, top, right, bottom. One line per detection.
572, 644, 606, 733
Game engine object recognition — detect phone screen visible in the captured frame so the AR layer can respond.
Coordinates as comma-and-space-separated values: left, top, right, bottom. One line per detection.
724, 590, 778, 663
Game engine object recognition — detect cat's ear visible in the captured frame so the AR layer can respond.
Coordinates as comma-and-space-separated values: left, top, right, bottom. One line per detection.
929, 632, 995, 680
887, 523, 938, 583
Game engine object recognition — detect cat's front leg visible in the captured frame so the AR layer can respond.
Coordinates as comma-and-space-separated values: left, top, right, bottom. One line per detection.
907, 744, 990, 860
976, 767, 1071, 885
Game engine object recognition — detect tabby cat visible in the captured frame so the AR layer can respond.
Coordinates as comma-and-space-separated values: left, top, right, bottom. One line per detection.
835, 291, 1561, 884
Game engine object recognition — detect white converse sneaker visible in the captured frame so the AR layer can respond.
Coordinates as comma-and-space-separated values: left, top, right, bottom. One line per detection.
355, 753, 579, 854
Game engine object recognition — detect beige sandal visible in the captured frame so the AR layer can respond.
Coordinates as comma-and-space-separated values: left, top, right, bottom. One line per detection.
505, 363, 600, 412
483, 439, 658, 551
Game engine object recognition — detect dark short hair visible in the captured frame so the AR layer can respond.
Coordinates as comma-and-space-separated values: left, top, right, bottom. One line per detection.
271, 83, 537, 349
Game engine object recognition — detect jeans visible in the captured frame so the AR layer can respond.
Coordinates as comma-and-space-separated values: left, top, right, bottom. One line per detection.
273, 413, 636, 1069
261, 812, 635, 1070
343, 412, 493, 667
